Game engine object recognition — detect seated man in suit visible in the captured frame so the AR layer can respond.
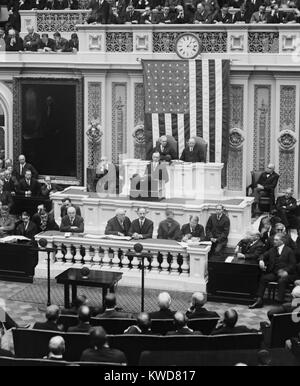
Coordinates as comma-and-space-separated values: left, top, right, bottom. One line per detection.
36, 210, 59, 233
252, 163, 279, 214
37, 33, 55, 52
211, 309, 257, 335
152, 135, 177, 162
60, 197, 81, 218
105, 208, 131, 237
157, 209, 182, 241
80, 327, 127, 364
0, 205, 15, 238
44, 336, 65, 361
60, 206, 84, 233
186, 292, 219, 319
249, 233, 297, 308
181, 215, 205, 242
235, 231, 265, 260
14, 154, 38, 181
128, 207, 153, 239
149, 292, 176, 319
264, 222, 296, 251
96, 293, 131, 319
124, 312, 154, 335
166, 311, 201, 335
205, 204, 230, 257
67, 305, 92, 333
41, 175, 61, 198
3, 169, 17, 195
250, 4, 268, 23
15, 211, 38, 240
0, 180, 13, 210
17, 170, 41, 196
276, 188, 298, 229
32, 305, 62, 331
180, 137, 205, 163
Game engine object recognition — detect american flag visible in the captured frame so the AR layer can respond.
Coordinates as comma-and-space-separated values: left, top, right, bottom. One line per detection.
142, 59, 230, 163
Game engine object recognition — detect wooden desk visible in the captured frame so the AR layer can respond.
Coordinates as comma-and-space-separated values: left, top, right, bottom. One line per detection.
207, 256, 261, 304
55, 268, 123, 308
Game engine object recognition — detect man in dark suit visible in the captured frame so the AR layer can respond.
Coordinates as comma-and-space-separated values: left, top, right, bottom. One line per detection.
264, 223, 296, 252
23, 26, 40, 51
157, 209, 182, 241
60, 206, 84, 233
15, 211, 38, 240
14, 154, 38, 181
250, 4, 268, 23
252, 163, 279, 214
87, 0, 111, 24
186, 292, 219, 319
96, 294, 131, 318
149, 292, 176, 319
213, 4, 233, 23
249, 233, 297, 308
152, 135, 177, 162
36, 210, 59, 233
0, 205, 15, 238
67, 305, 92, 333
0, 180, 13, 210
80, 327, 127, 364
124, 313, 154, 335
232, 4, 247, 23
5, 29, 23, 51
180, 137, 205, 163
37, 33, 55, 52
33, 305, 61, 331
166, 312, 201, 335
211, 309, 257, 335
17, 170, 41, 196
105, 208, 131, 236
181, 215, 205, 241
125, 3, 140, 23
41, 175, 61, 198
60, 197, 81, 218
235, 231, 265, 260
206, 204, 230, 256
276, 188, 298, 229
128, 207, 153, 239
245, 0, 263, 23
2, 169, 17, 194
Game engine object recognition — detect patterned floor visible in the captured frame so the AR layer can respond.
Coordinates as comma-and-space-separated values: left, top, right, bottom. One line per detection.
0, 279, 274, 330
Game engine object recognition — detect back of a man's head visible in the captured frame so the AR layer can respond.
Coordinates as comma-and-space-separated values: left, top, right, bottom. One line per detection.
104, 293, 116, 309
78, 305, 91, 323
173, 311, 187, 330
192, 292, 206, 308
136, 313, 151, 332
257, 349, 272, 366
158, 292, 171, 310
48, 336, 65, 357
223, 309, 238, 328
90, 327, 107, 350
46, 305, 60, 322
72, 295, 87, 310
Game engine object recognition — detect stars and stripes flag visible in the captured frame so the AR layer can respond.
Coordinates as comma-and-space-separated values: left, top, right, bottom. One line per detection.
142, 59, 230, 164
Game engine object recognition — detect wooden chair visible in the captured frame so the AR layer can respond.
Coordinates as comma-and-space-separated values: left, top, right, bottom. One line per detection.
246, 170, 278, 212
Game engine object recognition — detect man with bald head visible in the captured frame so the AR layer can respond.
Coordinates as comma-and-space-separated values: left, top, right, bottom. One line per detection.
211, 309, 257, 335
186, 292, 219, 319
45, 336, 65, 361
252, 163, 279, 214
33, 305, 61, 331
149, 292, 176, 319
276, 188, 298, 229
181, 215, 205, 241
14, 154, 38, 181
235, 231, 265, 260
60, 206, 84, 233
180, 137, 205, 163
105, 208, 131, 237
96, 293, 131, 319
68, 305, 92, 332
152, 135, 177, 162
124, 312, 153, 335
23, 26, 40, 51
167, 311, 201, 335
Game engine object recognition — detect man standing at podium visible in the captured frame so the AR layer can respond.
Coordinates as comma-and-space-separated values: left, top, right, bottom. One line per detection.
206, 204, 230, 257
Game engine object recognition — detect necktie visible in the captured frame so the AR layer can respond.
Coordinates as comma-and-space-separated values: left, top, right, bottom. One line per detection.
140, 220, 143, 229
190, 147, 193, 152
20, 164, 23, 175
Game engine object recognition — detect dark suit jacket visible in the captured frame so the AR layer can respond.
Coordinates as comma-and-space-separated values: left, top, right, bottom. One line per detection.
157, 219, 182, 241
181, 223, 205, 240
245, 0, 263, 22
232, 10, 247, 23
128, 218, 153, 239
211, 325, 257, 335
60, 205, 81, 218
14, 162, 38, 180
33, 320, 60, 331
256, 171, 279, 193
96, 309, 131, 319
186, 307, 219, 319
237, 238, 265, 260
17, 178, 41, 196
180, 146, 205, 162
60, 215, 84, 233
0, 191, 13, 208
152, 143, 177, 161
88, 0, 111, 24
166, 327, 201, 335
68, 322, 92, 333
276, 196, 297, 213
3, 178, 16, 193
265, 235, 296, 251
149, 309, 176, 319
41, 183, 61, 197
205, 213, 230, 242
15, 221, 38, 240
125, 10, 140, 23
261, 245, 296, 274
80, 347, 127, 364
105, 216, 131, 236
36, 218, 59, 233
38, 38, 56, 51
214, 11, 232, 23
5, 36, 23, 51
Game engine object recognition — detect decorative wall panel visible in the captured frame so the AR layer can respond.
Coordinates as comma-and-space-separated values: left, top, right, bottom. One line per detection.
133, 83, 146, 160
248, 32, 279, 53
112, 82, 127, 164
87, 82, 102, 168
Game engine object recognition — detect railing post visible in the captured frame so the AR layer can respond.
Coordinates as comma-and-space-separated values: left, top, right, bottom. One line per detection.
187, 243, 211, 292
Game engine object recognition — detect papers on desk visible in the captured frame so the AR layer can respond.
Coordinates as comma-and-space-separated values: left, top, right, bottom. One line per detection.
85, 234, 132, 241
225, 256, 235, 263
0, 235, 31, 243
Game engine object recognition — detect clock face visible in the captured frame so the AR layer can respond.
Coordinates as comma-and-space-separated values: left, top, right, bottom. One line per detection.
175, 34, 200, 59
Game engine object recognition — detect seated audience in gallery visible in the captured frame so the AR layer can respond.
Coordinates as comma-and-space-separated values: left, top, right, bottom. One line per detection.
249, 233, 297, 309
53, 31, 69, 52
264, 223, 296, 251
41, 175, 62, 198
23, 26, 40, 52
213, 4, 233, 23
2, 169, 17, 194
167, 311, 201, 335
181, 215, 205, 241
124, 312, 155, 335
5, 29, 23, 51
267, 284, 300, 320
87, 0, 111, 24
17, 170, 41, 196
30, 0, 47, 10
275, 188, 298, 229
128, 207, 153, 239
186, 292, 219, 319
80, 327, 127, 364
232, 4, 248, 23
105, 208, 132, 237
110, 6, 122, 23
180, 137, 205, 163
67, 305, 92, 333
32, 204, 52, 225
37, 33, 55, 52
53, 0, 69, 9
6, 7, 21, 32
140, 6, 153, 23
36, 210, 59, 233
149, 292, 176, 319
32, 305, 62, 331
211, 309, 257, 335
152, 135, 177, 162
235, 231, 265, 260
44, 336, 65, 361
14, 154, 38, 181
252, 163, 279, 215
0, 180, 13, 209
250, 4, 268, 23
125, 4, 141, 23
157, 208, 182, 241
0, 205, 15, 238
68, 33, 79, 52
60, 197, 81, 218
193, 2, 211, 23
15, 211, 38, 240
205, 204, 230, 257
279, 0, 300, 24
60, 206, 84, 233
96, 293, 131, 319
